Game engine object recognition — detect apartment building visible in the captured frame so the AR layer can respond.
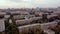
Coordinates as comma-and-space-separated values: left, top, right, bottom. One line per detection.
17, 23, 41, 34
13, 15, 35, 20
0, 19, 5, 34
40, 21, 58, 29
43, 28, 55, 34
16, 18, 33, 25
17, 21, 58, 34
16, 17, 42, 25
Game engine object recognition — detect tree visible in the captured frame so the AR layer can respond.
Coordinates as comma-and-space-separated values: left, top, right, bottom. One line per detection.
29, 11, 35, 15
5, 24, 19, 34
42, 14, 47, 19
35, 14, 40, 17
42, 14, 48, 22
4, 18, 10, 28
48, 11, 53, 15
0, 15, 4, 19
54, 26, 60, 34
9, 14, 16, 25
52, 22, 60, 34
5, 14, 19, 34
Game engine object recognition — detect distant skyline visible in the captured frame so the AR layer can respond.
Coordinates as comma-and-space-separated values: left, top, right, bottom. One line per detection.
0, 0, 60, 8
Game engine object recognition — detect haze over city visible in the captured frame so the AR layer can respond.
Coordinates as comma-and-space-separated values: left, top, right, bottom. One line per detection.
0, 0, 60, 34
0, 0, 60, 8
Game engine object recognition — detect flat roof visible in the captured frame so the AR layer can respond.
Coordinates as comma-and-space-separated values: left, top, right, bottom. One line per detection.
18, 23, 40, 28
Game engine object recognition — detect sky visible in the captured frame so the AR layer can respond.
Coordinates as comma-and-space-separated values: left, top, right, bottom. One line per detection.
0, 0, 60, 8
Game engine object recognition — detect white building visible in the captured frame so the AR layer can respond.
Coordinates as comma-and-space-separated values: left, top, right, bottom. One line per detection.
4, 15, 10, 19
0, 19, 5, 34
17, 23, 41, 34
0, 12, 6, 15
16, 17, 42, 25
17, 21, 58, 34
16, 18, 33, 25
47, 14, 58, 19
40, 21, 58, 29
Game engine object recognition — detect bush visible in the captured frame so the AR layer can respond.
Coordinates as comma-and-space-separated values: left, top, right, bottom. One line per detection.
5, 24, 19, 34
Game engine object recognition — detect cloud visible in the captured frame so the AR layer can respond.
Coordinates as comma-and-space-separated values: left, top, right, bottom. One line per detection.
0, 0, 60, 8
8, 0, 32, 3
9, 0, 22, 3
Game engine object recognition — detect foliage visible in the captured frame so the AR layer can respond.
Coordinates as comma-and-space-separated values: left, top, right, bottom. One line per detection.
29, 11, 35, 15
0, 15, 4, 19
4, 18, 10, 28
5, 24, 19, 34
51, 22, 60, 34
28, 29, 46, 34
5, 14, 19, 34
35, 14, 40, 17
41, 14, 49, 23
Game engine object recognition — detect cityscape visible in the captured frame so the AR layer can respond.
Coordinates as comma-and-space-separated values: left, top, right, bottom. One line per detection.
0, 7, 60, 34
0, 0, 60, 34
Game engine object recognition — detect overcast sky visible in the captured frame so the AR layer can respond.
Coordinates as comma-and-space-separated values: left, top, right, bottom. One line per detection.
0, 0, 60, 8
